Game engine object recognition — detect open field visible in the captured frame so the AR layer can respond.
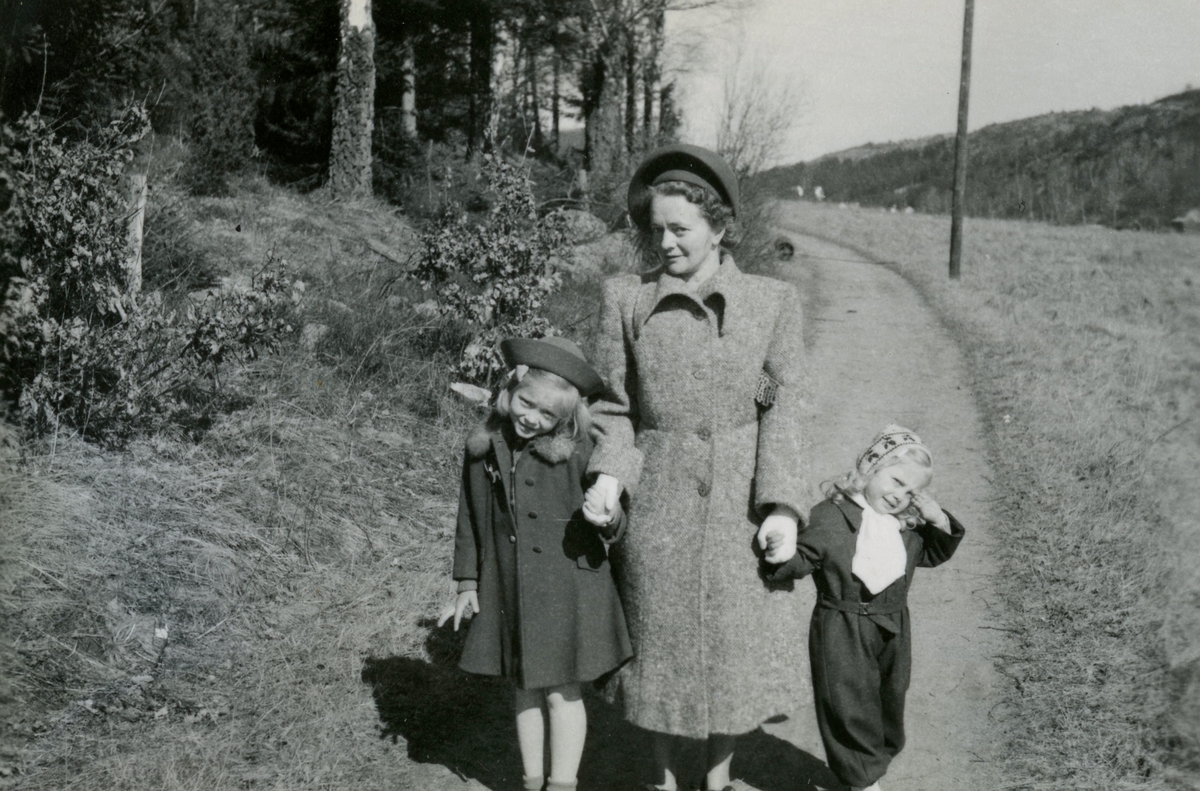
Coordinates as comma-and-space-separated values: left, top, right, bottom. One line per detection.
777, 201, 1200, 789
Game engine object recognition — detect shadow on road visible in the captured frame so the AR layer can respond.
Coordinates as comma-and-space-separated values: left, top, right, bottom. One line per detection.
360, 619, 837, 791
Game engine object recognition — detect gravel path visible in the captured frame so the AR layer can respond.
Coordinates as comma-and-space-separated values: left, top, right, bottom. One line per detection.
765, 222, 1006, 790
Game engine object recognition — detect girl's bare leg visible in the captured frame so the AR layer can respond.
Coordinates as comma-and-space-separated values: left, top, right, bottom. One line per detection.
515, 688, 547, 785
545, 683, 586, 787
704, 734, 736, 791
651, 732, 679, 791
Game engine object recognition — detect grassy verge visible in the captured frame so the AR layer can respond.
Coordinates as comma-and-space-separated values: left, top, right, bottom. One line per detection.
0, 163, 666, 789
0, 174, 594, 789
778, 201, 1200, 789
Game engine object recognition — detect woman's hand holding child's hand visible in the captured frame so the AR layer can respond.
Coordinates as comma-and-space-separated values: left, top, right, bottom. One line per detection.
582, 473, 621, 526
437, 591, 480, 631
911, 491, 951, 533
757, 505, 800, 563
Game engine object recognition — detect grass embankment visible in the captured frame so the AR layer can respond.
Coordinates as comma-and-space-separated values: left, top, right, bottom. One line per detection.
0, 177, 628, 790
778, 202, 1200, 790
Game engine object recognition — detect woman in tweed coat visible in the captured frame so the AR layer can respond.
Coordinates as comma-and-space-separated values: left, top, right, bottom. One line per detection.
582, 145, 811, 791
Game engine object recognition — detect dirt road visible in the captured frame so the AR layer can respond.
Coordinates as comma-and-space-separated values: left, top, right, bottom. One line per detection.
764, 221, 1006, 790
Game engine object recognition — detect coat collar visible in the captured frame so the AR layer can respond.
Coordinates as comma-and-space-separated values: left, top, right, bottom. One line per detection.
633, 253, 746, 337
834, 496, 864, 533
465, 413, 579, 465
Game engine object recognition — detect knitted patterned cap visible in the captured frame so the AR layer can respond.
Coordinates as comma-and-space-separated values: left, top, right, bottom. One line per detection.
855, 424, 930, 475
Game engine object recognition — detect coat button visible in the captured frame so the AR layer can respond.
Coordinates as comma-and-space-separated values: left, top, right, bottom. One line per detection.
528, 511, 538, 519
509, 535, 517, 543
525, 477, 536, 486
697, 427, 711, 441
697, 481, 710, 497
532, 546, 543, 553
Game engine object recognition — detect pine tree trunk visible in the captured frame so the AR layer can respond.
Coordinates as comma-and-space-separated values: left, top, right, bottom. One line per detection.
329, 0, 376, 199
643, 5, 663, 146
467, 0, 494, 155
624, 26, 637, 154
528, 48, 543, 152
584, 37, 625, 184
552, 51, 561, 152
400, 28, 417, 139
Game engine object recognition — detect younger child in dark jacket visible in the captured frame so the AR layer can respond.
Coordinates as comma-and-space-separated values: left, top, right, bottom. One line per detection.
439, 337, 632, 791
765, 425, 964, 791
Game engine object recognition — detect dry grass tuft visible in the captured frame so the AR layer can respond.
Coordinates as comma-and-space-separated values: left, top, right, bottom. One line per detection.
779, 202, 1200, 790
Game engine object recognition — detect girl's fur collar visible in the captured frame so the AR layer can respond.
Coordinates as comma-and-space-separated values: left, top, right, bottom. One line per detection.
465, 412, 578, 464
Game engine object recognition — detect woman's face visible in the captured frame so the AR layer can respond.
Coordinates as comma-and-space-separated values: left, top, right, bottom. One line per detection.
648, 194, 724, 282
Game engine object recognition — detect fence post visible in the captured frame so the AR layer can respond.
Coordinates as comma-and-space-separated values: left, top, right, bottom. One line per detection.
949, 0, 975, 279
126, 172, 148, 297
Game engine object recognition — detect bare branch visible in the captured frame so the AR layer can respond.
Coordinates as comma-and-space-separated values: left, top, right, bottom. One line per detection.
714, 38, 808, 176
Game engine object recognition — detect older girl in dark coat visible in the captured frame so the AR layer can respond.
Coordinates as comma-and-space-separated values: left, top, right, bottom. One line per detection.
766, 425, 964, 791
440, 337, 632, 791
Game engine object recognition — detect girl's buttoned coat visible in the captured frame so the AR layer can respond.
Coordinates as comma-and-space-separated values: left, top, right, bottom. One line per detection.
453, 417, 632, 690
768, 497, 965, 787
588, 257, 812, 738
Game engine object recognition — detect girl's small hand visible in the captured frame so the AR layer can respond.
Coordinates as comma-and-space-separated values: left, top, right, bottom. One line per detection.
582, 474, 620, 526
757, 506, 799, 564
437, 591, 480, 631
911, 491, 950, 532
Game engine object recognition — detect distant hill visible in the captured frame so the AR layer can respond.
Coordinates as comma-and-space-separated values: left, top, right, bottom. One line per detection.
756, 90, 1200, 229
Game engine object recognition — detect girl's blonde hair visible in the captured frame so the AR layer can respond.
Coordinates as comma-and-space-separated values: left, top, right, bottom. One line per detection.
494, 367, 592, 440
820, 445, 933, 528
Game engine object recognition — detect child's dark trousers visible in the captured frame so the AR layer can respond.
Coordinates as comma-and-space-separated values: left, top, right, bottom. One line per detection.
810, 599, 912, 787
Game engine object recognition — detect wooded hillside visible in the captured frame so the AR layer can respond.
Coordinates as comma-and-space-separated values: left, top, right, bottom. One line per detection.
756, 89, 1200, 230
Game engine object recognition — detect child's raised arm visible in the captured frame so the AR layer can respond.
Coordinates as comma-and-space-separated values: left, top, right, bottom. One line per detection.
911, 490, 951, 533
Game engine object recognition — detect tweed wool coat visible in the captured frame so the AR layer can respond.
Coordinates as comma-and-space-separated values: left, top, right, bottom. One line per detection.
588, 256, 812, 738
453, 416, 633, 690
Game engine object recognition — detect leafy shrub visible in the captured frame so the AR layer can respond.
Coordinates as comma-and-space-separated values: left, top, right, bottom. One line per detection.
408, 154, 569, 385
0, 108, 296, 445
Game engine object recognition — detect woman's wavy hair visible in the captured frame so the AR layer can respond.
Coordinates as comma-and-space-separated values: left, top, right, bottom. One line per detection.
494, 366, 592, 441
635, 180, 742, 260
819, 445, 933, 528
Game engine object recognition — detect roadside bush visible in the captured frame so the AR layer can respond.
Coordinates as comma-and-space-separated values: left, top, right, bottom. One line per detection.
0, 108, 296, 445
408, 154, 568, 386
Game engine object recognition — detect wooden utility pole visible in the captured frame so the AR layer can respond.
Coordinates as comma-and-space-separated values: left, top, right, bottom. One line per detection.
949, 0, 974, 279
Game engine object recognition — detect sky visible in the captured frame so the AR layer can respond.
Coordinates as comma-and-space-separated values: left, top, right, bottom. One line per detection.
668, 0, 1200, 165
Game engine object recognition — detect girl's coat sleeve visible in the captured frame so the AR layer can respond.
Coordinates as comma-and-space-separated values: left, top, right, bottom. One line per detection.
452, 455, 480, 584
754, 283, 810, 519
587, 277, 645, 497
765, 504, 830, 582
916, 510, 965, 567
